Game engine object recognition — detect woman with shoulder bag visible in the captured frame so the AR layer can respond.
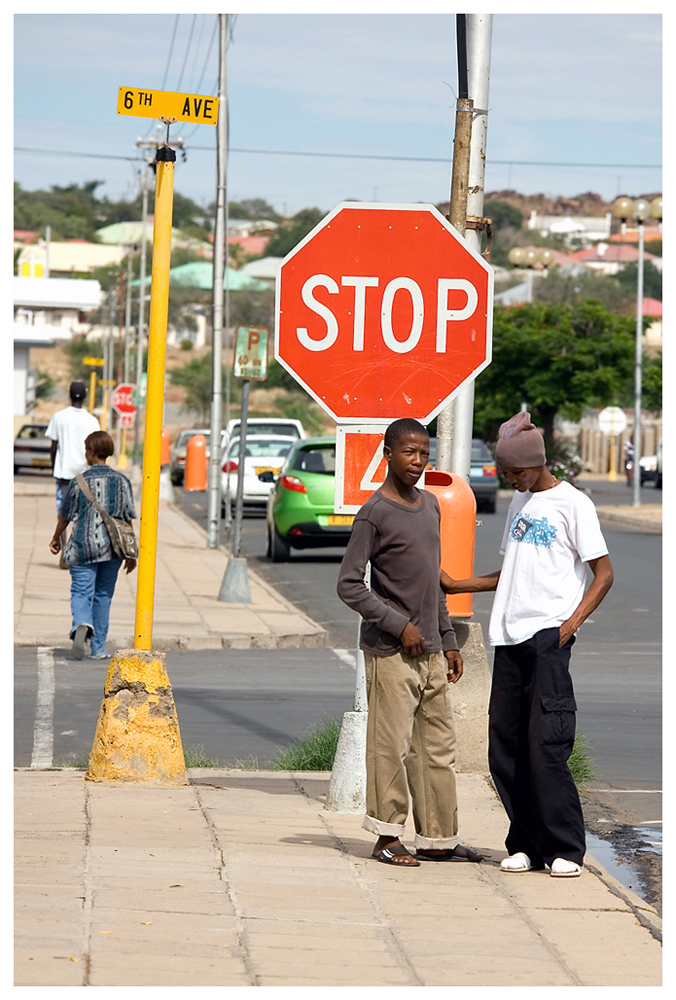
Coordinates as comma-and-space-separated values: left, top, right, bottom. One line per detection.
49, 430, 137, 660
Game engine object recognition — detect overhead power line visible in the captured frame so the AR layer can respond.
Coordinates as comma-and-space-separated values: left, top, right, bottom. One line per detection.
14, 144, 661, 171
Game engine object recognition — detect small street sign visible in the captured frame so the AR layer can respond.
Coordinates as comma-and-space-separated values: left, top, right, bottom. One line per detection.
334, 424, 389, 514
83, 357, 104, 366
117, 86, 219, 125
118, 412, 135, 429
598, 406, 627, 435
233, 327, 269, 381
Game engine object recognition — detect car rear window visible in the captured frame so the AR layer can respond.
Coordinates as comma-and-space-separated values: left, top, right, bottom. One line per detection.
292, 445, 336, 475
471, 441, 493, 462
178, 430, 210, 446
230, 439, 293, 459
17, 425, 48, 440
231, 422, 300, 438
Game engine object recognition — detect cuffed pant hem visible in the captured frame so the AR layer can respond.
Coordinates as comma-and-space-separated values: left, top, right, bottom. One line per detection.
70, 622, 94, 640
413, 834, 460, 850
362, 815, 405, 837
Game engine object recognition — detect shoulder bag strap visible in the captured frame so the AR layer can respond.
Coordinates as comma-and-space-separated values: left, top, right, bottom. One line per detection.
75, 473, 118, 533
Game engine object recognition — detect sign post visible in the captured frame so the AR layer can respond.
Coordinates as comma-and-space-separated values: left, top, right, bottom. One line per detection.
218, 327, 269, 604
275, 202, 493, 810
84, 86, 219, 788
598, 406, 628, 482
112, 382, 137, 470
115, 86, 218, 648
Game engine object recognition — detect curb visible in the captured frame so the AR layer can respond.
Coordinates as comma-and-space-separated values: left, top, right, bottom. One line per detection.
595, 510, 661, 534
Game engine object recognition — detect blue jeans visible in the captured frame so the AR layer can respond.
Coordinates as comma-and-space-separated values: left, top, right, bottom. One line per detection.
69, 559, 122, 655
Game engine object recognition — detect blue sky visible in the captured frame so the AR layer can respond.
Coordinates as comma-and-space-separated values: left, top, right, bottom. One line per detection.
13, 6, 663, 217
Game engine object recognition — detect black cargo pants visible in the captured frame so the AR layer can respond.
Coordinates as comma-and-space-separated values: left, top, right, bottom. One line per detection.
489, 627, 585, 867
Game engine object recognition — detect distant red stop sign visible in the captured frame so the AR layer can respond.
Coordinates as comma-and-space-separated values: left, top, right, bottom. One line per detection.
275, 202, 493, 423
112, 383, 136, 415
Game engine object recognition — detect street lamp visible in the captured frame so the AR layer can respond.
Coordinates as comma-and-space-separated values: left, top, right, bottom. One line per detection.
508, 246, 554, 302
611, 194, 662, 508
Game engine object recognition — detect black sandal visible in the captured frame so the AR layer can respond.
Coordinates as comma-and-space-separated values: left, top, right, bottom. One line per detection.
372, 842, 421, 866
415, 844, 484, 862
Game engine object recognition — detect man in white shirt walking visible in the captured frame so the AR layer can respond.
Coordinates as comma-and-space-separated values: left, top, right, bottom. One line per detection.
440, 411, 614, 879
46, 381, 100, 511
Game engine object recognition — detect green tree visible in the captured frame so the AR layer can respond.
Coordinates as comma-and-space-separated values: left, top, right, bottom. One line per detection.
170, 355, 240, 422
615, 260, 662, 301
265, 208, 325, 258
484, 199, 524, 231
473, 301, 638, 446
227, 198, 281, 221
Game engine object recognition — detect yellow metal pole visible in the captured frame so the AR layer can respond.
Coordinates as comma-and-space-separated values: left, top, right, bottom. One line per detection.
134, 146, 176, 650
608, 434, 617, 481
117, 427, 128, 470
89, 371, 96, 413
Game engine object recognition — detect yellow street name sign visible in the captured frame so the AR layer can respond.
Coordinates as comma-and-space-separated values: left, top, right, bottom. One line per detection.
117, 86, 219, 125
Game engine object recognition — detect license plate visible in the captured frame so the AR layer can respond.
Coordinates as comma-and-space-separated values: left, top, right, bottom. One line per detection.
32, 458, 51, 467
255, 466, 278, 476
328, 514, 354, 526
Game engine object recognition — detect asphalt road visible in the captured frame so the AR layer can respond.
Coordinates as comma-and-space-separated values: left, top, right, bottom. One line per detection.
174, 480, 662, 803
14, 476, 661, 812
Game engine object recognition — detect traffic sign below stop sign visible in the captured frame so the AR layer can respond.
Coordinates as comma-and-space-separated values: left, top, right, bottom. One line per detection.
275, 202, 493, 423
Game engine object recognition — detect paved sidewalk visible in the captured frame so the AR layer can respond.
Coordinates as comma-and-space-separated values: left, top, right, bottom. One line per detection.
13, 476, 326, 651
14, 768, 661, 987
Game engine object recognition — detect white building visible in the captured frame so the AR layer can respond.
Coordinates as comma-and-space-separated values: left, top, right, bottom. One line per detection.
527, 211, 612, 246
13, 277, 102, 416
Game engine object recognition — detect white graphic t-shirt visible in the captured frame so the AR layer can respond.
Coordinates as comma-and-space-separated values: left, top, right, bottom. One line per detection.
489, 481, 608, 646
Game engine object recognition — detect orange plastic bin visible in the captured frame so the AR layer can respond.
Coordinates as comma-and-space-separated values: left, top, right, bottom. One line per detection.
184, 433, 207, 491
161, 429, 171, 466
424, 469, 476, 618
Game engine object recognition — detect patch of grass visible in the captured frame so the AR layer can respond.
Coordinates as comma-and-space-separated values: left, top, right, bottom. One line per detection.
230, 755, 260, 770
59, 752, 89, 769
183, 744, 219, 768
569, 733, 598, 790
269, 716, 342, 771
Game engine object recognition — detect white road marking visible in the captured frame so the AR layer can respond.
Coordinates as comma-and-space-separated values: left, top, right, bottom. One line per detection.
590, 789, 662, 794
30, 647, 55, 769
332, 648, 357, 669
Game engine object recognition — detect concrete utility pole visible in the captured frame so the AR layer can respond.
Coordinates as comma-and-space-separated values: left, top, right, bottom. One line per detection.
437, 13, 493, 478
207, 12, 229, 549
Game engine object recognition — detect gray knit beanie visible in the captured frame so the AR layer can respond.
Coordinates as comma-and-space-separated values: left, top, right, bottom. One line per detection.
495, 411, 546, 468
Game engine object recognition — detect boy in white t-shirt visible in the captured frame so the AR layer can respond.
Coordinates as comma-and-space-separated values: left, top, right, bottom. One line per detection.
440, 412, 614, 878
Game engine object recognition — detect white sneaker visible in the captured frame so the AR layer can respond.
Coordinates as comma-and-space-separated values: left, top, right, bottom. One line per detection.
550, 858, 582, 877
500, 852, 532, 873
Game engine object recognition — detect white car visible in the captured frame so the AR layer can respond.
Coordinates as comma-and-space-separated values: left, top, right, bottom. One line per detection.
223, 417, 306, 451
221, 435, 296, 515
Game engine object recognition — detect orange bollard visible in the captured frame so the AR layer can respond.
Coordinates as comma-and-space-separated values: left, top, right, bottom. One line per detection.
424, 469, 476, 618
161, 429, 171, 466
184, 433, 207, 491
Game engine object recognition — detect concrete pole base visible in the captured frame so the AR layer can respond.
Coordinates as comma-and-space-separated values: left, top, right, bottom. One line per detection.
218, 557, 251, 603
324, 711, 367, 813
86, 649, 188, 785
450, 620, 491, 774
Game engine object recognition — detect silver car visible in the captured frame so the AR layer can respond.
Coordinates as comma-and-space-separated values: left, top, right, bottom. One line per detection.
14, 423, 51, 474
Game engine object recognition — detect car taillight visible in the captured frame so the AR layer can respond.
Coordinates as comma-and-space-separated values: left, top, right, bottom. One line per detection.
222, 459, 238, 473
483, 465, 497, 477
280, 475, 307, 494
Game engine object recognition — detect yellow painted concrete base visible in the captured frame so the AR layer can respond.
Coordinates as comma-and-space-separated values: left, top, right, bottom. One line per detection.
86, 649, 189, 785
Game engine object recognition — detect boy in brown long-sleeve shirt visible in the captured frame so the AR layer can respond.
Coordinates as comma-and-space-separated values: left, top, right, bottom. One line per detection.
337, 418, 483, 867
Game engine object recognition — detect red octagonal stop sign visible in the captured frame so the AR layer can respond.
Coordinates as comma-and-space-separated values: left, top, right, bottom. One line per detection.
275, 202, 493, 423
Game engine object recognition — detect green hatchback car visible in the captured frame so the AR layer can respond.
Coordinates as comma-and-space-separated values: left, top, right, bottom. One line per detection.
266, 437, 354, 562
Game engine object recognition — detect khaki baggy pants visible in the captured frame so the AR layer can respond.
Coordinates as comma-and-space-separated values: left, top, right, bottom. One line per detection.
363, 649, 459, 850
